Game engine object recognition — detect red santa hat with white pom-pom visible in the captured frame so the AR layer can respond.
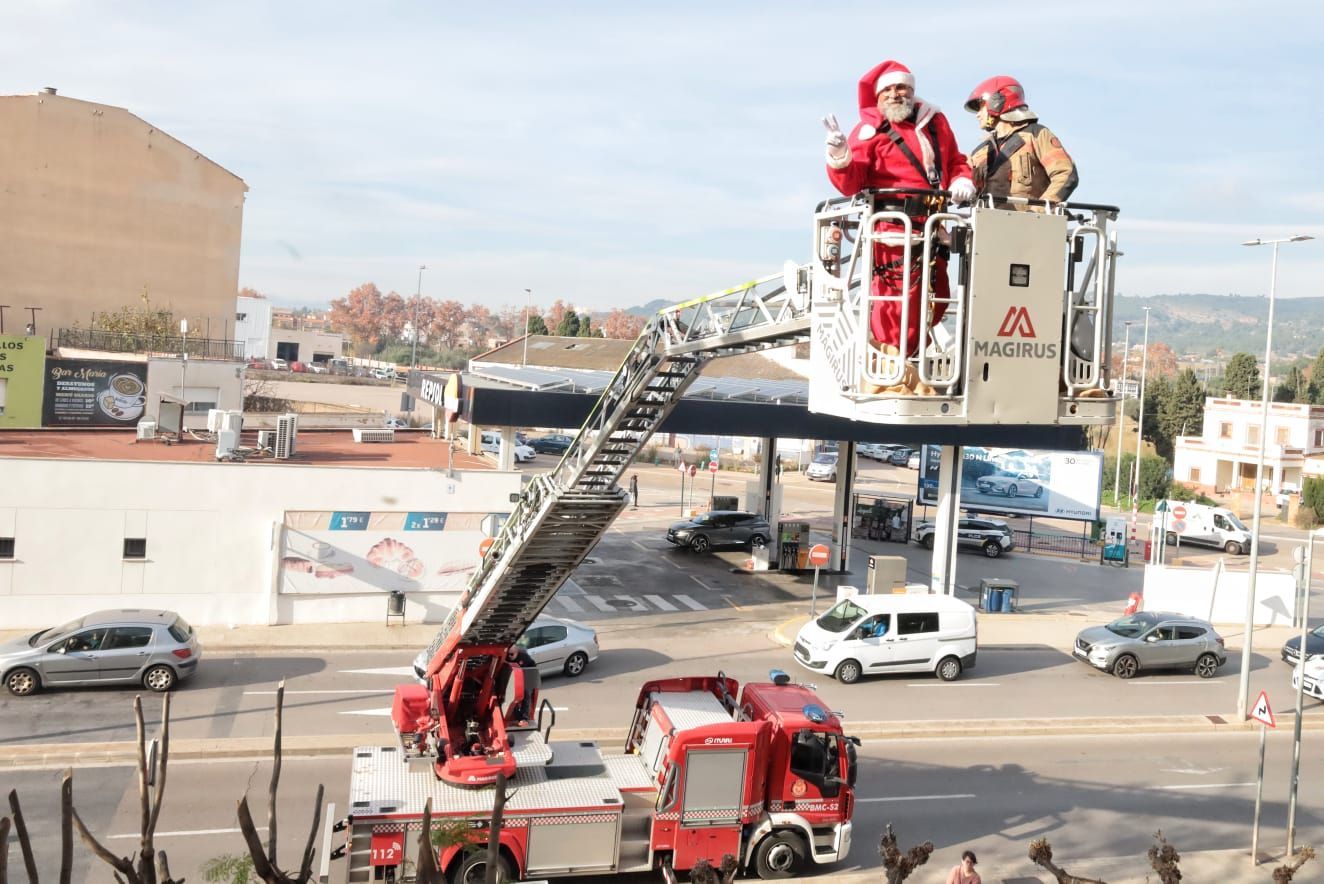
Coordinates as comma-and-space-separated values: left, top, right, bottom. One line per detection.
873, 61, 915, 93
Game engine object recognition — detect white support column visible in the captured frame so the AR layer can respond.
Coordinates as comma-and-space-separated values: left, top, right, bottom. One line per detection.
498, 426, 516, 471
467, 421, 480, 455
930, 445, 963, 595
830, 441, 856, 573
756, 437, 777, 520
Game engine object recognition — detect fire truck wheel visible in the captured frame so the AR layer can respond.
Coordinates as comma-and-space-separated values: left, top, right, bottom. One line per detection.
5, 667, 39, 696
753, 831, 804, 879
454, 852, 512, 884
834, 659, 862, 685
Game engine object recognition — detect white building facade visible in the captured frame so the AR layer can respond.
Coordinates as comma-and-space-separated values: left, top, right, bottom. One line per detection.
234, 295, 273, 360
0, 458, 518, 628
1173, 397, 1324, 494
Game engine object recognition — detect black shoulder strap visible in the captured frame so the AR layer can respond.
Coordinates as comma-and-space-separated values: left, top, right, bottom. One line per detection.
985, 132, 1026, 179
926, 119, 942, 185
878, 120, 938, 187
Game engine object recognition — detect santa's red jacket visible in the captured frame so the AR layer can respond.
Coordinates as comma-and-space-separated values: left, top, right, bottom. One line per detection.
827, 61, 971, 198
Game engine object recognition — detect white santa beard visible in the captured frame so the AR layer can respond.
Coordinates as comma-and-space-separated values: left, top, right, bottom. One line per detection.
882, 99, 915, 123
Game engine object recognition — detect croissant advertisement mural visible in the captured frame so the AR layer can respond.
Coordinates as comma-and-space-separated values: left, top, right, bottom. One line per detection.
280, 510, 507, 595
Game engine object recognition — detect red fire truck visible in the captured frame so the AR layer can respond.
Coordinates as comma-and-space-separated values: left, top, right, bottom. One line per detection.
342, 671, 856, 882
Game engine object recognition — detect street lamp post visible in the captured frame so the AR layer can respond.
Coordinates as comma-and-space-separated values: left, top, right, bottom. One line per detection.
1237, 234, 1314, 721
1113, 321, 1133, 509
410, 265, 427, 374
1132, 308, 1151, 518
522, 288, 533, 366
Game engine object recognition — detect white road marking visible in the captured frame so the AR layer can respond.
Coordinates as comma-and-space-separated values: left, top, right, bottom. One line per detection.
1125, 681, 1219, 686
674, 594, 707, 611
663, 556, 686, 570
631, 540, 650, 552
340, 708, 393, 717
112, 826, 265, 840
645, 594, 679, 611
1154, 782, 1254, 790
582, 595, 616, 612
243, 689, 394, 696
690, 575, 719, 592
339, 666, 415, 677
554, 595, 585, 613
904, 683, 1000, 687
611, 594, 646, 610
858, 793, 976, 803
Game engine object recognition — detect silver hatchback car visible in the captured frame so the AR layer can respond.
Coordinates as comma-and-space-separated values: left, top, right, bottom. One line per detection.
1073, 611, 1226, 679
0, 609, 201, 696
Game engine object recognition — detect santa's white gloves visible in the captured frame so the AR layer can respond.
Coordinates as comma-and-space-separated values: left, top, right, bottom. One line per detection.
823, 114, 849, 167
948, 178, 977, 204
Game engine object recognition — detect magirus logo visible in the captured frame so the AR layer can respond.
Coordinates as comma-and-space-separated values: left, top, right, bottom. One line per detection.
974, 306, 1058, 358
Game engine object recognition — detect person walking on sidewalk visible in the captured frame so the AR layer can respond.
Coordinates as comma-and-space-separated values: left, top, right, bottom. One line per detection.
629, 474, 639, 509
947, 850, 980, 884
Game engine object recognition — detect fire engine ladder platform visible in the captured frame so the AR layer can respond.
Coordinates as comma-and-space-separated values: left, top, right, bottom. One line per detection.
433, 272, 811, 658
349, 744, 657, 819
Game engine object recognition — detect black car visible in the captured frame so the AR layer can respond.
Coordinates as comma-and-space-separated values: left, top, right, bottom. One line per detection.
530, 434, 574, 454
1282, 624, 1324, 664
666, 511, 771, 553
887, 447, 913, 466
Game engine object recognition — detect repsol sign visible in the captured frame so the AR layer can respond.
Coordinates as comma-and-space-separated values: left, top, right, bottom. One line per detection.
972, 340, 1059, 359
418, 376, 447, 407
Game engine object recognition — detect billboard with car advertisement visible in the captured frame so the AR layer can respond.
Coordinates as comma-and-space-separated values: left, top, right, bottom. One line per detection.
917, 445, 1103, 521
0, 335, 47, 428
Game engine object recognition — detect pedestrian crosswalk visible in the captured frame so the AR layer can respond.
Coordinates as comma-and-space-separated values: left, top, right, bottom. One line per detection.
545, 579, 715, 616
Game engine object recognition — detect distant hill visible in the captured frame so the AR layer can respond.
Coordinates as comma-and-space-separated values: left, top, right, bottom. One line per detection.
619, 293, 1324, 361
1112, 295, 1324, 360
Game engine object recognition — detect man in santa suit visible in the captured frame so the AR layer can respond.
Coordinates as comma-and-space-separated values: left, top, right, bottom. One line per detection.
825, 60, 974, 395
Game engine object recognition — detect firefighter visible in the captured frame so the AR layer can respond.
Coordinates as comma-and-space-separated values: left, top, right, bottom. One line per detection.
825, 60, 974, 396
964, 76, 1078, 206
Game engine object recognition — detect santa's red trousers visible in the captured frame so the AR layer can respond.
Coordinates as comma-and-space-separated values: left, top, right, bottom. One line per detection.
870, 241, 950, 355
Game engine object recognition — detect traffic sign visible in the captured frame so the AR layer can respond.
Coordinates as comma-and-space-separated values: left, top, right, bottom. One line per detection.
678, 461, 686, 473
709, 460, 719, 473
688, 464, 697, 477
479, 537, 495, 558
1249, 690, 1276, 728
1172, 504, 1187, 520
807, 543, 831, 568
1171, 519, 1186, 533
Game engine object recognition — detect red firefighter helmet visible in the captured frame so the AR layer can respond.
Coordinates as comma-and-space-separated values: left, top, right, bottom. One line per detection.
964, 76, 1027, 116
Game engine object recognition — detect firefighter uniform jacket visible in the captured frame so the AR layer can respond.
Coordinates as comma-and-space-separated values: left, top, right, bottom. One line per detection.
970, 115, 1078, 204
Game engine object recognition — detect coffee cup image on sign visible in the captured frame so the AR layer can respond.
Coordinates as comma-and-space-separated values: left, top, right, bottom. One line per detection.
110, 374, 144, 397
98, 391, 145, 420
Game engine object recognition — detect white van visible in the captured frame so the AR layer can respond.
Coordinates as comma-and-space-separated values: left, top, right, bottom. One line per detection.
1155, 499, 1252, 555
792, 593, 978, 684
480, 431, 535, 463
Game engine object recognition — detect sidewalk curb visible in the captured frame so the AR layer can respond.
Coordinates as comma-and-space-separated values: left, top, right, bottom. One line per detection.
8, 716, 1323, 769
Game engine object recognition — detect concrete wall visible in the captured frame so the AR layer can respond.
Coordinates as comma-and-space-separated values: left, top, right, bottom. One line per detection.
1142, 563, 1297, 626
235, 297, 273, 360
0, 458, 519, 627
0, 90, 246, 338
145, 356, 245, 427
269, 329, 346, 363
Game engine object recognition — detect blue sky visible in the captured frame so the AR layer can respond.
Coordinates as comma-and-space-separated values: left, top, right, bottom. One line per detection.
5, 1, 1322, 312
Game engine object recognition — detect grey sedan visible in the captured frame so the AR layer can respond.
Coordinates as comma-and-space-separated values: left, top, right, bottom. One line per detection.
1, 609, 201, 696
1073, 612, 1226, 679
414, 615, 599, 681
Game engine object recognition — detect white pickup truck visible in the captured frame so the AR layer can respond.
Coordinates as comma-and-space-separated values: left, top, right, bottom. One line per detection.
1156, 499, 1252, 555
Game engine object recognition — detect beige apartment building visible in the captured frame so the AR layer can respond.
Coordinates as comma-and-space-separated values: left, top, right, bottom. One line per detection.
0, 87, 247, 341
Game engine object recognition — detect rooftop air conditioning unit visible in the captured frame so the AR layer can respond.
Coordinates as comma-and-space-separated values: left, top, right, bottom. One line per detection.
207, 409, 226, 433
215, 428, 238, 461
353, 428, 396, 444
274, 413, 298, 460
221, 410, 244, 434
136, 421, 157, 442
257, 430, 275, 450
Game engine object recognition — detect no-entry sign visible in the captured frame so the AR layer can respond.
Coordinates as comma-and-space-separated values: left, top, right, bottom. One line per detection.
807, 543, 831, 568
709, 460, 719, 473
1172, 504, 1187, 520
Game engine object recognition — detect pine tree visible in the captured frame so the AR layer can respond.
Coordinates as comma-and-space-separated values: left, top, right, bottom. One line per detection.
1309, 348, 1324, 404
526, 314, 549, 335
1158, 369, 1206, 457
1222, 352, 1260, 399
555, 311, 581, 336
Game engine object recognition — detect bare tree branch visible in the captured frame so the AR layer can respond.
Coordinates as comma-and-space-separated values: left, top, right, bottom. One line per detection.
295, 784, 323, 880
71, 806, 136, 882
1272, 845, 1315, 883
1028, 838, 1107, 884
147, 693, 171, 840
415, 799, 443, 884
237, 797, 278, 882
7, 789, 40, 884
60, 771, 73, 884
1, 815, 11, 884
878, 823, 934, 883
268, 680, 285, 869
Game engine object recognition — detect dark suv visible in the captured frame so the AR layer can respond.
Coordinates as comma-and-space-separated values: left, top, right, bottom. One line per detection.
530, 434, 574, 454
666, 511, 771, 553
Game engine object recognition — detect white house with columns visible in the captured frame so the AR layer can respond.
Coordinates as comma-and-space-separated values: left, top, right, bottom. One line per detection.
1173, 397, 1324, 494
